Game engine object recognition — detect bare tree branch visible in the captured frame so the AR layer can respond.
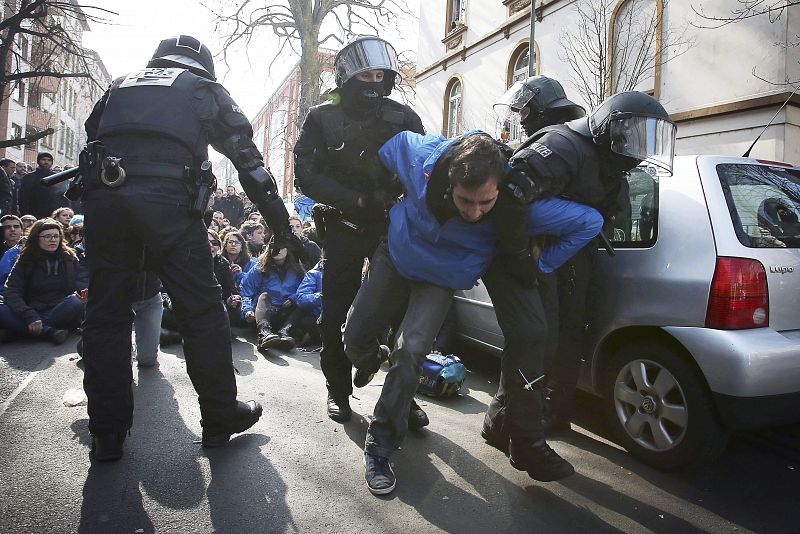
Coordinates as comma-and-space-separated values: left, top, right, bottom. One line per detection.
0, 127, 54, 149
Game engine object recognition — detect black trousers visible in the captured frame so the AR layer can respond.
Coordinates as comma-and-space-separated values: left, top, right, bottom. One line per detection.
319, 221, 382, 400
82, 178, 237, 434
545, 244, 597, 415
481, 258, 549, 444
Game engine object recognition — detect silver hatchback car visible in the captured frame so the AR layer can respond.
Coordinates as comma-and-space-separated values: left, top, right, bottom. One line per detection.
454, 155, 800, 469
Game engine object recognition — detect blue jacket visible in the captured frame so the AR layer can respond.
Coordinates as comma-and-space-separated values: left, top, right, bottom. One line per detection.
379, 131, 603, 288
233, 257, 257, 286
295, 262, 322, 318
0, 245, 21, 295
239, 266, 302, 318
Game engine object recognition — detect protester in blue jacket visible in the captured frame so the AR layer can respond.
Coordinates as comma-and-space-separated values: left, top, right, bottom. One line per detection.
294, 260, 323, 346
343, 131, 601, 495
240, 239, 313, 351
0, 243, 21, 294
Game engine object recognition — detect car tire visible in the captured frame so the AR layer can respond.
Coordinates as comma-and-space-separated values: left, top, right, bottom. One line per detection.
603, 341, 729, 470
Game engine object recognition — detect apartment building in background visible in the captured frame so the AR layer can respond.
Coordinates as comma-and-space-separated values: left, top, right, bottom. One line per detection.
414, 0, 799, 163
1, 1, 111, 167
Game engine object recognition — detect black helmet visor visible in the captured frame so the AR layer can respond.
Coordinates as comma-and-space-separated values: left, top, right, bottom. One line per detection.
493, 81, 534, 112
336, 38, 400, 85
609, 114, 676, 174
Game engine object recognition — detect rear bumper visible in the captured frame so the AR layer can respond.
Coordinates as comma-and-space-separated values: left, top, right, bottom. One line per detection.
663, 327, 800, 397
713, 391, 800, 429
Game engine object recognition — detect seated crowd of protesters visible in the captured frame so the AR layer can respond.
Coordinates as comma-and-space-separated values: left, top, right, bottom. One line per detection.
0, 172, 324, 356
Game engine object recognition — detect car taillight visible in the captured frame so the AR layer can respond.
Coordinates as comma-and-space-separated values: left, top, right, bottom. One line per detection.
706, 257, 769, 329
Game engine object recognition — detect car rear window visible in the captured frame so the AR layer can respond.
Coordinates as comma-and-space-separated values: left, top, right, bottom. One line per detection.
717, 163, 800, 248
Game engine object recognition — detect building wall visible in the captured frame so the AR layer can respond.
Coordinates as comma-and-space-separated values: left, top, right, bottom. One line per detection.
415, 0, 800, 163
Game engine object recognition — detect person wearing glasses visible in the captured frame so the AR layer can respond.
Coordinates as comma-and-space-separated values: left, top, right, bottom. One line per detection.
220, 231, 257, 288
0, 218, 87, 344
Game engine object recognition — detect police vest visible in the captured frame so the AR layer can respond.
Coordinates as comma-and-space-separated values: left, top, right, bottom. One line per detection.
313, 101, 409, 193
96, 67, 209, 167
516, 124, 623, 216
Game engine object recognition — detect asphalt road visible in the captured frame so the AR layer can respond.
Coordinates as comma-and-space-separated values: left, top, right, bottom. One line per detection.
0, 332, 798, 534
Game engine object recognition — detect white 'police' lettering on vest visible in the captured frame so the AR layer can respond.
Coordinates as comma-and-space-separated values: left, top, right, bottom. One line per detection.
531, 142, 552, 158
119, 68, 183, 88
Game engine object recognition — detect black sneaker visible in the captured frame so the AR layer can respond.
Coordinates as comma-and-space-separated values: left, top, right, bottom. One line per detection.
353, 345, 390, 388
509, 438, 575, 482
48, 328, 69, 345
364, 452, 396, 495
327, 394, 352, 422
408, 400, 429, 430
277, 335, 296, 350
91, 432, 126, 462
257, 332, 283, 351
201, 400, 263, 447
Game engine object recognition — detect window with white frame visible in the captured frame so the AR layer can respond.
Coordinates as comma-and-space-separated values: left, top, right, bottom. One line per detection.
445, 80, 462, 137
509, 47, 529, 143
447, 0, 467, 32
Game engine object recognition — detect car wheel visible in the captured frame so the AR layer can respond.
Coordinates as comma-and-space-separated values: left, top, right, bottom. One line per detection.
604, 341, 728, 470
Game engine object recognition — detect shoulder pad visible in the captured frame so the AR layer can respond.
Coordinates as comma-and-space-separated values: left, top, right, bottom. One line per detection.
380, 108, 406, 126
118, 67, 186, 88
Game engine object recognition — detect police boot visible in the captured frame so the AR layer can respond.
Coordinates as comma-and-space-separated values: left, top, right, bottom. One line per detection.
201, 400, 263, 447
481, 394, 509, 455
91, 432, 126, 462
353, 345, 390, 388
327, 393, 352, 422
508, 387, 574, 482
257, 321, 282, 351
543, 381, 573, 434
276, 323, 297, 350
408, 400, 429, 430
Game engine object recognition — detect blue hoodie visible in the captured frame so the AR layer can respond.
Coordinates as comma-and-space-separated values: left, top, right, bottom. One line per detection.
295, 261, 322, 318
239, 266, 303, 319
379, 131, 603, 289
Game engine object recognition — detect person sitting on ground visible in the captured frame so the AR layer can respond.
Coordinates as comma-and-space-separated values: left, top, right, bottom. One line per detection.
51, 207, 74, 229
208, 219, 221, 233
66, 215, 84, 247
289, 215, 322, 269
20, 215, 36, 234
1, 215, 23, 255
220, 231, 257, 288
0, 218, 87, 344
240, 220, 268, 257
209, 230, 242, 325
240, 238, 309, 351
294, 258, 323, 347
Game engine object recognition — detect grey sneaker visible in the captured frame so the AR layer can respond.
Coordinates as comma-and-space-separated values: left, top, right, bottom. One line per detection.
364, 452, 396, 495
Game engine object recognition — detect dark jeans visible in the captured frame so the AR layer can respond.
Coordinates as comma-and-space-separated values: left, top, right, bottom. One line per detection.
82, 178, 237, 434
0, 294, 85, 334
481, 258, 549, 444
253, 294, 317, 339
319, 221, 382, 400
343, 242, 453, 458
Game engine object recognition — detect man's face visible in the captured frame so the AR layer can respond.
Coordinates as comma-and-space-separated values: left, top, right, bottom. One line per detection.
289, 219, 303, 236
354, 69, 385, 83
451, 180, 500, 223
221, 218, 230, 228
212, 211, 224, 224
248, 213, 261, 223
249, 228, 265, 245
38, 157, 53, 170
15, 162, 26, 175
2, 220, 22, 244
227, 187, 236, 197
1, 161, 15, 177
21, 216, 36, 233
215, 188, 223, 198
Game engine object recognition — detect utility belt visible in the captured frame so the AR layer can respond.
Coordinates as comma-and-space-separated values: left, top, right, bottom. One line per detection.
79, 141, 214, 217
312, 204, 364, 242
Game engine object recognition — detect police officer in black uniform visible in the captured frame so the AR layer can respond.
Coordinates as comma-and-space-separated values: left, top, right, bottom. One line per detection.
482, 90, 676, 452
82, 36, 298, 461
293, 36, 425, 423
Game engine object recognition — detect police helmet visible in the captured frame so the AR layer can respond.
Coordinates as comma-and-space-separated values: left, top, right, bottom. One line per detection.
148, 35, 216, 81
577, 91, 677, 174
334, 35, 401, 94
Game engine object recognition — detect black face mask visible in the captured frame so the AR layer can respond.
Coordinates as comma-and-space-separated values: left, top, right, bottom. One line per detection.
341, 79, 385, 110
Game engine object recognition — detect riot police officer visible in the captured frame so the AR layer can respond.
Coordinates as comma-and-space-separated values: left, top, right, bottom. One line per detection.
82, 36, 297, 461
482, 90, 677, 449
293, 36, 425, 423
